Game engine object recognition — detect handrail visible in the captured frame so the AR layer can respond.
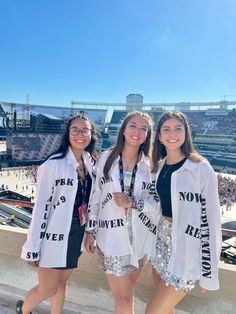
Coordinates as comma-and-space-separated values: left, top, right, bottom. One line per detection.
0, 198, 34, 208
222, 228, 236, 238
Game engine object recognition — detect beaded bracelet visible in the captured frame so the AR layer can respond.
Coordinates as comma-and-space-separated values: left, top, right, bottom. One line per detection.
85, 230, 96, 238
131, 197, 144, 211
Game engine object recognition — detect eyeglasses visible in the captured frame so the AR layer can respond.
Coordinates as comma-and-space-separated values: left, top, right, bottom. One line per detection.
69, 127, 91, 136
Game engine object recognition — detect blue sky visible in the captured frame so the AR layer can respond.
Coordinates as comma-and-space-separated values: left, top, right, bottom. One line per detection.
0, 0, 236, 106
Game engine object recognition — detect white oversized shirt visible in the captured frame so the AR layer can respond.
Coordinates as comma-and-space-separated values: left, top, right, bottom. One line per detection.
21, 147, 95, 267
155, 157, 222, 290
86, 150, 161, 267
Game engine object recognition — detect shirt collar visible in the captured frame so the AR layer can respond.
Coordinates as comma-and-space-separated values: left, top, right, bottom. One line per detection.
66, 146, 77, 166
138, 151, 151, 167
66, 146, 92, 168
159, 156, 198, 173
179, 158, 198, 172
113, 150, 150, 167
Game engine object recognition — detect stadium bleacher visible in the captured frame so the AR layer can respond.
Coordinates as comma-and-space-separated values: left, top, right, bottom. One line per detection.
186, 110, 236, 135
107, 109, 236, 173
8, 133, 62, 162
0, 102, 235, 171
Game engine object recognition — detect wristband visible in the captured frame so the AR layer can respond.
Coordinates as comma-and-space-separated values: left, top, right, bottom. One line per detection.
85, 230, 96, 238
131, 197, 144, 211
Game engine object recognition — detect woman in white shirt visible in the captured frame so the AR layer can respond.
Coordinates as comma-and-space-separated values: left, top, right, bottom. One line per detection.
17, 114, 97, 314
146, 110, 222, 314
85, 111, 159, 314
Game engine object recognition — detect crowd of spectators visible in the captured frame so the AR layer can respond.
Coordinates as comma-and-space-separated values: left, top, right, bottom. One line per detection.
1, 166, 236, 214
10, 133, 62, 161
195, 144, 236, 154
0, 165, 38, 183
24, 165, 38, 182
187, 111, 236, 135
217, 173, 236, 211
111, 110, 236, 136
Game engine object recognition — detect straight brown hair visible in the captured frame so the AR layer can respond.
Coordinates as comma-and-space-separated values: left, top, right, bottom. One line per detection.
152, 110, 204, 173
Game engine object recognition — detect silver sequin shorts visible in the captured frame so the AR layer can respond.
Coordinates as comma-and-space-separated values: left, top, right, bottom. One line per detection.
97, 246, 144, 277
149, 216, 195, 292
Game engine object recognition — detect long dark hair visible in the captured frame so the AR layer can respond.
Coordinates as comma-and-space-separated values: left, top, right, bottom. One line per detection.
152, 110, 204, 172
48, 114, 98, 160
104, 111, 153, 179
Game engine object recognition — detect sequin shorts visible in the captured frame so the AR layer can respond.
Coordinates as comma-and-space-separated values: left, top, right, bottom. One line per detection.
149, 216, 195, 292
97, 246, 145, 277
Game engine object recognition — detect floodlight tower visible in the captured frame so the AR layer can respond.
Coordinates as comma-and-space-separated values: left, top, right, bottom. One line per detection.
220, 94, 236, 109
23, 94, 30, 120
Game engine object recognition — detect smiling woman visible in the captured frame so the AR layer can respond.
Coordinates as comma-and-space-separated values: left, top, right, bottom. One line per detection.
85, 111, 161, 314
16, 114, 98, 314
158, 118, 186, 156
146, 111, 222, 314
69, 119, 92, 159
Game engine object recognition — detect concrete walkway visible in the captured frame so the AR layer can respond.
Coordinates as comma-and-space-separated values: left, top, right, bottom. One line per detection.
0, 283, 112, 314
0, 283, 190, 314
1, 170, 236, 314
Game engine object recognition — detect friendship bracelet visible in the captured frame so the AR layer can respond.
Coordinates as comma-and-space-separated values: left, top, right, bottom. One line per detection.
131, 197, 144, 212
85, 230, 96, 238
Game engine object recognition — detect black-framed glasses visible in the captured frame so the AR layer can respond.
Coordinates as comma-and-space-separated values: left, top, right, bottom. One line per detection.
69, 127, 91, 136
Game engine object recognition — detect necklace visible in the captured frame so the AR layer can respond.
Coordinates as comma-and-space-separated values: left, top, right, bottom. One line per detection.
77, 159, 83, 171
122, 154, 138, 171
162, 163, 173, 178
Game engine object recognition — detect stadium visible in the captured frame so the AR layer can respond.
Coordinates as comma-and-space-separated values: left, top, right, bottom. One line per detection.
0, 95, 236, 313
0, 94, 235, 229
0, 94, 236, 172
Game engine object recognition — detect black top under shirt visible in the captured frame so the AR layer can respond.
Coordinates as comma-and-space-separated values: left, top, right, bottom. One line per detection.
72, 172, 92, 223
156, 158, 187, 218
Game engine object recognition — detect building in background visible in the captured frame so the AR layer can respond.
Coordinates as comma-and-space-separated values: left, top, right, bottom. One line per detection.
126, 93, 143, 110
0, 96, 235, 171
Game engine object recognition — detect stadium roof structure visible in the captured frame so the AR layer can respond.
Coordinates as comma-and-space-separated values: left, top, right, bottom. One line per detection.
1, 99, 236, 115
71, 100, 236, 111
36, 113, 63, 121
0, 117, 6, 128
0, 104, 7, 117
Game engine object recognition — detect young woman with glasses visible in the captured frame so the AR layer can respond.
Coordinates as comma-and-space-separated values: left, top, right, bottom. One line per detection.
17, 114, 98, 314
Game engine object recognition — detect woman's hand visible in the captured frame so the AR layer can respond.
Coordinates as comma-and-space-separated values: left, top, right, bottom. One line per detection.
85, 233, 96, 254
113, 192, 132, 208
27, 260, 39, 267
